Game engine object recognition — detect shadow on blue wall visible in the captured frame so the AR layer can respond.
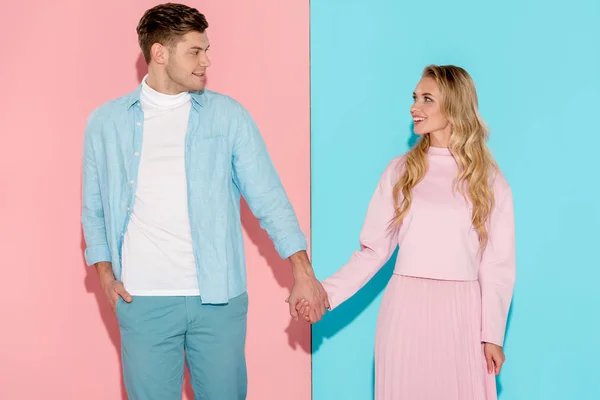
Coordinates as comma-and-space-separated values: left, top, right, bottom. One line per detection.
312, 251, 396, 399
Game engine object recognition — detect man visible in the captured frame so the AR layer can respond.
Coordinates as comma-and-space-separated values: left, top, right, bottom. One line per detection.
81, 3, 328, 399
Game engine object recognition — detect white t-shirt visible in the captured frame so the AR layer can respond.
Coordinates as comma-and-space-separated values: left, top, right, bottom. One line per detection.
121, 77, 200, 296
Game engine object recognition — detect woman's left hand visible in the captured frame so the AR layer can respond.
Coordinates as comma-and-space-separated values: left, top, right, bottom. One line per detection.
484, 342, 506, 375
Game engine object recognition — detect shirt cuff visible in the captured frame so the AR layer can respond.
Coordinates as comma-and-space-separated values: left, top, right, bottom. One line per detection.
274, 232, 308, 259
481, 325, 505, 347
84, 244, 112, 266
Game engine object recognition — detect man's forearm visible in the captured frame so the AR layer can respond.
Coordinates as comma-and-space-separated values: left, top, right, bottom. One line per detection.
95, 262, 115, 286
289, 251, 316, 280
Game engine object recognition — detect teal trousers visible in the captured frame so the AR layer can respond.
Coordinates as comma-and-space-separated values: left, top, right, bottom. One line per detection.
116, 292, 248, 400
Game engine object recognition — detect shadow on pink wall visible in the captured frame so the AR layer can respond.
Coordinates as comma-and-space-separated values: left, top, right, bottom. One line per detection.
81, 53, 309, 400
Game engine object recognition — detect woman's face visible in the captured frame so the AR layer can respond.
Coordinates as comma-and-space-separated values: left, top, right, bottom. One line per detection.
410, 77, 451, 139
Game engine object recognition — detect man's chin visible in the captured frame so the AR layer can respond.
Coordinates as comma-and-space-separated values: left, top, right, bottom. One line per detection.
182, 84, 205, 93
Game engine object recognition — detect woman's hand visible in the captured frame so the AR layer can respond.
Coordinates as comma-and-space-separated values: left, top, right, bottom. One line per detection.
287, 298, 320, 323
484, 342, 506, 375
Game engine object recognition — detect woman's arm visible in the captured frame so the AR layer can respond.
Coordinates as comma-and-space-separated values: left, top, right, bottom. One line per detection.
320, 158, 401, 310
479, 179, 516, 347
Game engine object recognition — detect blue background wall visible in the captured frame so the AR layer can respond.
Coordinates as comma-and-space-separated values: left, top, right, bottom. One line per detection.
310, 1, 600, 399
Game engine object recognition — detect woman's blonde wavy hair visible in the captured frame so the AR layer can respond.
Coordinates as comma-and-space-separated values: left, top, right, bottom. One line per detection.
391, 65, 497, 254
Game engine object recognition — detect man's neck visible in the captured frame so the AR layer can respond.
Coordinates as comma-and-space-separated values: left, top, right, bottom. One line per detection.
145, 70, 185, 95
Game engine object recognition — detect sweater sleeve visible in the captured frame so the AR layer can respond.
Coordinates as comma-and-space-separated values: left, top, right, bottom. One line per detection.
321, 158, 400, 310
479, 181, 516, 346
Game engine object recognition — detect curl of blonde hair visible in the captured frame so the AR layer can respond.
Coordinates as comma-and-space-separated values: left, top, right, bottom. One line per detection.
391, 65, 497, 254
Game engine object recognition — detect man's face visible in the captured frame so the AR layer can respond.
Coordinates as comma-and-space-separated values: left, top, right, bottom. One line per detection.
164, 31, 211, 93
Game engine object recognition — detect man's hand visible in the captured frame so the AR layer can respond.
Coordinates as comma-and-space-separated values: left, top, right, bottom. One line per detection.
286, 251, 329, 323
484, 342, 506, 375
96, 262, 132, 312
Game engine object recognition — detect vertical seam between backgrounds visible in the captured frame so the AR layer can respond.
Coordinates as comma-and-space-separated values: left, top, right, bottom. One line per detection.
308, 0, 314, 399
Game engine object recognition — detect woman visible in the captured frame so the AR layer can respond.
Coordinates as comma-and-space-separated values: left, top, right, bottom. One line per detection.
298, 65, 515, 399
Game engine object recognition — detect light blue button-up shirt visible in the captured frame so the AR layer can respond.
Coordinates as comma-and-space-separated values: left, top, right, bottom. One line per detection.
81, 85, 307, 303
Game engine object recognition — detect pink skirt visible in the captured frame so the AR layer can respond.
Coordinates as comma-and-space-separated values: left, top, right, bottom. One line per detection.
375, 274, 497, 400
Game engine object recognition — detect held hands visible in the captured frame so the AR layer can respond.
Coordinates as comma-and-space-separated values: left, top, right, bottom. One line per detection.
286, 296, 326, 323
484, 342, 506, 375
285, 285, 330, 324
286, 252, 330, 323
285, 276, 330, 323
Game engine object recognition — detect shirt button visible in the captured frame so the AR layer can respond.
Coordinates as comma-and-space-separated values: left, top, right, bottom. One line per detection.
134, 152, 139, 157
121, 233, 124, 237
129, 180, 134, 185
136, 122, 141, 126
126, 207, 131, 211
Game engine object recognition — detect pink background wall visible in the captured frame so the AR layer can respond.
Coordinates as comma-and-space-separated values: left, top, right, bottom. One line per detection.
0, 1, 311, 399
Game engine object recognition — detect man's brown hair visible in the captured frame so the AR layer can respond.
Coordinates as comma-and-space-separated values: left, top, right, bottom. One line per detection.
136, 3, 209, 63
